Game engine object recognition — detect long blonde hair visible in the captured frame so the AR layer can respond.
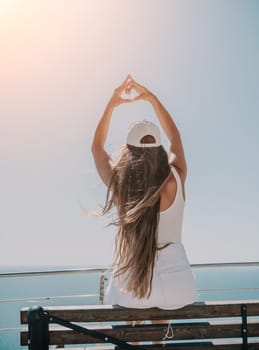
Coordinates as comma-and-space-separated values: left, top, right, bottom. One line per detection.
103, 143, 171, 299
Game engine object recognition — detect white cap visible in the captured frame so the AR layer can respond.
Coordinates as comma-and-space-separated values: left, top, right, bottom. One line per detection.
126, 120, 161, 147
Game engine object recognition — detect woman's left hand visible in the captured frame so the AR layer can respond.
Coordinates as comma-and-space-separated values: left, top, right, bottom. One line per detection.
107, 74, 134, 108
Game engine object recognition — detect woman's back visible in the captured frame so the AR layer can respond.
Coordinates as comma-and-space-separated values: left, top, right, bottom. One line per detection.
104, 166, 195, 309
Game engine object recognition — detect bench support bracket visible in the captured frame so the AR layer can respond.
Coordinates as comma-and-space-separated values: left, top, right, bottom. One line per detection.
28, 306, 49, 350
27, 305, 143, 350
50, 314, 144, 350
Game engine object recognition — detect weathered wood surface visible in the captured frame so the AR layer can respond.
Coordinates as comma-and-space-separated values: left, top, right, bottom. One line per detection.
108, 345, 259, 350
20, 300, 259, 324
20, 321, 259, 345
48, 345, 259, 350
20, 301, 259, 349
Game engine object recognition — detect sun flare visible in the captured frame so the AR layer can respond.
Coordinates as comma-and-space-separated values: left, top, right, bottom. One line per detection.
0, 0, 14, 13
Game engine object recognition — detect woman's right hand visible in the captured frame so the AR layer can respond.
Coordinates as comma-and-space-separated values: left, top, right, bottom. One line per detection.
129, 77, 155, 103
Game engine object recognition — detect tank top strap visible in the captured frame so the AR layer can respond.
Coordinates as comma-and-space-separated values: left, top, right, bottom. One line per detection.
171, 166, 185, 202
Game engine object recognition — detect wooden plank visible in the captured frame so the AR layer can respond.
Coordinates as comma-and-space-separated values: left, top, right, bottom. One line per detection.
63, 348, 114, 350
20, 301, 259, 324
20, 339, 259, 350
55, 344, 259, 350
127, 345, 259, 350
20, 322, 259, 345
61, 338, 259, 350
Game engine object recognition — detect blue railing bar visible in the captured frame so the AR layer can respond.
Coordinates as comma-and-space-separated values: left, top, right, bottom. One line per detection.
0, 293, 98, 303
0, 266, 110, 278
1, 287, 259, 304
0, 262, 258, 278
199, 287, 259, 292
0, 328, 21, 333
191, 262, 259, 268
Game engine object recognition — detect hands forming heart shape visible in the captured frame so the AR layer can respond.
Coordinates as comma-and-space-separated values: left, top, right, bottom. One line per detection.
108, 74, 154, 108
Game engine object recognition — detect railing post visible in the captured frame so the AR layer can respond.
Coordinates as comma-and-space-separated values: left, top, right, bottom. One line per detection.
99, 273, 107, 304
28, 306, 49, 350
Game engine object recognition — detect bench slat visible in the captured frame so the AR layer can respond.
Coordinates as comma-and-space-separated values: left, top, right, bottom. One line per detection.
20, 322, 259, 345
20, 301, 259, 349
117, 345, 259, 350
20, 301, 259, 323
20, 339, 259, 350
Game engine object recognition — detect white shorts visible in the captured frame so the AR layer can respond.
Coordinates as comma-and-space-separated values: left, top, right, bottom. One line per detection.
104, 242, 197, 309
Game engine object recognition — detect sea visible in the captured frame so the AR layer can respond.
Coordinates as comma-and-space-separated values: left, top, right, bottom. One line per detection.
0, 264, 258, 349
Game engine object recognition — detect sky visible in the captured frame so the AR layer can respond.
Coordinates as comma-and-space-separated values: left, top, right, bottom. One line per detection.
0, 0, 258, 267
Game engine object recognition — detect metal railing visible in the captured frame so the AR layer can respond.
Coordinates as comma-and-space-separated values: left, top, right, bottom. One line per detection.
0, 262, 259, 337
1, 262, 259, 303
1, 261, 259, 279
0, 266, 110, 278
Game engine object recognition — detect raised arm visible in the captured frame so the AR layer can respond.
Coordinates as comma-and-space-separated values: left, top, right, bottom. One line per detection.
130, 77, 187, 183
150, 95, 187, 181
91, 75, 132, 186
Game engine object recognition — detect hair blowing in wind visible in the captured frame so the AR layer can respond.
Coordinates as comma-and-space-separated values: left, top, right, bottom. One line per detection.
103, 144, 171, 299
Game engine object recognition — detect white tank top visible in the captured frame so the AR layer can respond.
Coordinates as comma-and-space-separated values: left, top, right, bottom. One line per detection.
157, 166, 185, 244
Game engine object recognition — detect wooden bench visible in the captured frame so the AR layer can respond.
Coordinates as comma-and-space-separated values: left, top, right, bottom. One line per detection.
20, 300, 259, 349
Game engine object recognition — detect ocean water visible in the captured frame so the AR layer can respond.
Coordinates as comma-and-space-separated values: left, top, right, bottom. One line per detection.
0, 265, 258, 349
